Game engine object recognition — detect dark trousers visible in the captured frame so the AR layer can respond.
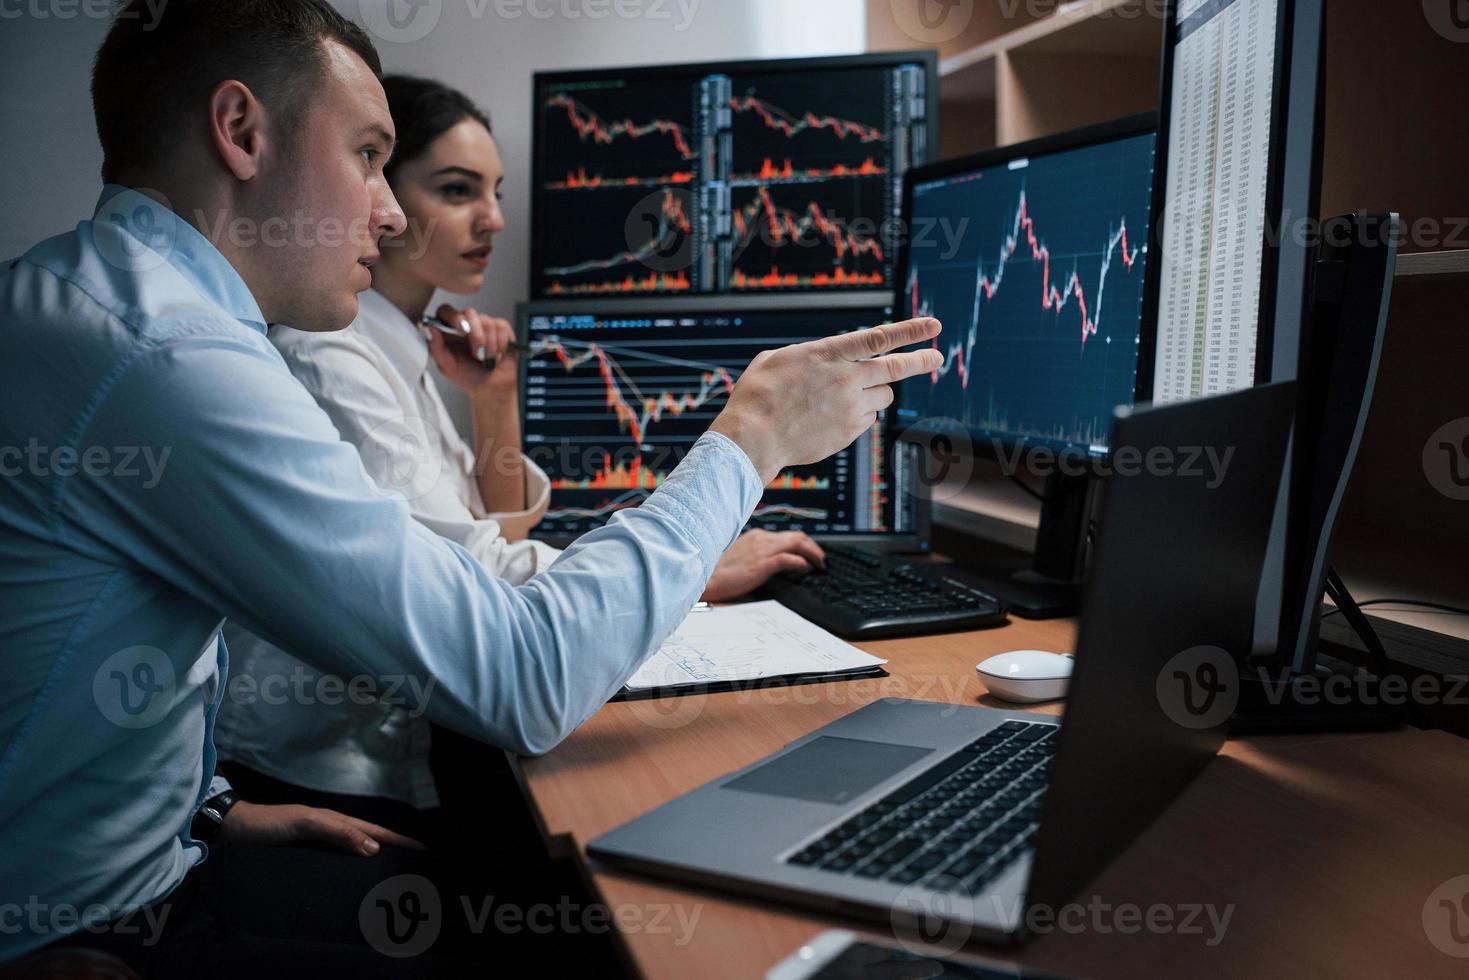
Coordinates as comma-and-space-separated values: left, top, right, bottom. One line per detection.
44, 731, 626, 977
218, 725, 553, 869
53, 840, 475, 977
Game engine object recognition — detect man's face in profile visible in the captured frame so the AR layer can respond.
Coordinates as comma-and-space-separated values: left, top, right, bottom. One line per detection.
251, 39, 405, 331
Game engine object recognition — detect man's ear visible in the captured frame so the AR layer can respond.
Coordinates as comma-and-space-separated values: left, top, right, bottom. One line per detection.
207, 80, 268, 181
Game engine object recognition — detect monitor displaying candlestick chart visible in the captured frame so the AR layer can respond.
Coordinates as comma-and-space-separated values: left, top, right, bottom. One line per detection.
531, 52, 935, 298
894, 116, 1158, 458
518, 302, 919, 542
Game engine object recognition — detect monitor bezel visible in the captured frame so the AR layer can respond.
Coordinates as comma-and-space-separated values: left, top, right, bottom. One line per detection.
529, 50, 940, 301
514, 296, 931, 553
891, 111, 1160, 465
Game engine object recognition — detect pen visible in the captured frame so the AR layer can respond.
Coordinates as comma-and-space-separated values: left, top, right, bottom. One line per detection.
419, 314, 534, 361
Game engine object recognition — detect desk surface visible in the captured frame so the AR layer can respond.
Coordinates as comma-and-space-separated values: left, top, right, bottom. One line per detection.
515, 611, 1469, 979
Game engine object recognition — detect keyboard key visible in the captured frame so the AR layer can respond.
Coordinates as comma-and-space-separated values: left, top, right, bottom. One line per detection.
883, 837, 922, 862
947, 851, 988, 878
863, 825, 901, 845
881, 752, 974, 805
907, 850, 947, 873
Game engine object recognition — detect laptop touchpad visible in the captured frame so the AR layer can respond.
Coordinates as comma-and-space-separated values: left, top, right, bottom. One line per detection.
723, 736, 933, 805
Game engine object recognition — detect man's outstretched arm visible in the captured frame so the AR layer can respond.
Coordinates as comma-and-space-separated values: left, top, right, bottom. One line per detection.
65, 319, 941, 755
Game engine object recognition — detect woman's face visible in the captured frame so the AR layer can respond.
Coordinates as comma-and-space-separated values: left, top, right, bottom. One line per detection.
379, 117, 505, 296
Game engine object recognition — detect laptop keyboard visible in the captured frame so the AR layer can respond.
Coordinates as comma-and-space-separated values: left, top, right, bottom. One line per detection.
785, 720, 1056, 894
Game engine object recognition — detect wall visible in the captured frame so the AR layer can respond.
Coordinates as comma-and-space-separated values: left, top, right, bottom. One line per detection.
0, 2, 864, 298
0, 13, 112, 258
343, 0, 866, 321
0, 2, 864, 433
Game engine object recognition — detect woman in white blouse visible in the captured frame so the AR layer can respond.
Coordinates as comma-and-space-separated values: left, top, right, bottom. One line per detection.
213, 76, 825, 831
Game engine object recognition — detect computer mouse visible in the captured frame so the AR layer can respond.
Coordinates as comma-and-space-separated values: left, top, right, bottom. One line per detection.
976, 650, 1074, 703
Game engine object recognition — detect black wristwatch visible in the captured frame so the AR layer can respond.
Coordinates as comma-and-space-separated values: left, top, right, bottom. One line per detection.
191, 788, 240, 842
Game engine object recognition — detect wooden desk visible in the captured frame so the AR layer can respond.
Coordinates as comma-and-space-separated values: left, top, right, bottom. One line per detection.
514, 613, 1469, 979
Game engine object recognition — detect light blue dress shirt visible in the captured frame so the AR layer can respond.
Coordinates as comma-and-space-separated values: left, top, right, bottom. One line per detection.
0, 186, 761, 958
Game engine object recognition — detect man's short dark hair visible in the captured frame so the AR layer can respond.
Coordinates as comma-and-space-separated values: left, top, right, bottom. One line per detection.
92, 0, 383, 184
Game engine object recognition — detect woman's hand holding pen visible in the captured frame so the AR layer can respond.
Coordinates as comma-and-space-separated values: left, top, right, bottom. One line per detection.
421, 303, 522, 395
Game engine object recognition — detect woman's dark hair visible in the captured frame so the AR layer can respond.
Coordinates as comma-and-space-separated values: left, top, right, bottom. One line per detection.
92, 0, 381, 184
381, 75, 493, 186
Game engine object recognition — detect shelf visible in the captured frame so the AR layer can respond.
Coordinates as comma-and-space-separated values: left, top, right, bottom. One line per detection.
937, 0, 1162, 152
929, 464, 1043, 556
1395, 249, 1469, 283
1329, 522, 1469, 643
939, 0, 1160, 82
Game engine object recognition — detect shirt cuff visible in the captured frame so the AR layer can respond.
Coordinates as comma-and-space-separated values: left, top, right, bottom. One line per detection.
634, 430, 763, 566
700, 429, 762, 496
485, 454, 551, 541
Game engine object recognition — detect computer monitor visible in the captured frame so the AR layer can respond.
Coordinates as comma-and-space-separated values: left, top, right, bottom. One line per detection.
891, 114, 1159, 616
1144, 0, 1329, 672
530, 51, 936, 298
517, 296, 926, 550
894, 114, 1158, 458
1145, 0, 1324, 403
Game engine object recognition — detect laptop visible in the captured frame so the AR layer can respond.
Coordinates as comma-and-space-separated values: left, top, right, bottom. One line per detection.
588, 382, 1295, 943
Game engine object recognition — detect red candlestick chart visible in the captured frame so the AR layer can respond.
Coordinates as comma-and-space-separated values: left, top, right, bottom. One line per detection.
523, 308, 911, 537
895, 131, 1156, 453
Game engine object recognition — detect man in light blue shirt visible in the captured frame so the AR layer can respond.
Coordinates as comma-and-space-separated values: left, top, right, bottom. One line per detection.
0, 0, 942, 972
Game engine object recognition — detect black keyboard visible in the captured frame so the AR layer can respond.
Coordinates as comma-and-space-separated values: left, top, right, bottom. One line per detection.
785, 720, 1056, 895
765, 544, 1007, 639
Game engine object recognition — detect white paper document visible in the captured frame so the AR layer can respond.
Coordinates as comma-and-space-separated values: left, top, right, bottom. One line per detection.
623, 600, 887, 694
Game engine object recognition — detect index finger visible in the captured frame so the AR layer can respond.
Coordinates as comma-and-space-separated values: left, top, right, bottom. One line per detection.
777, 530, 826, 568
465, 309, 509, 362
827, 317, 941, 361
859, 347, 945, 387
434, 303, 473, 336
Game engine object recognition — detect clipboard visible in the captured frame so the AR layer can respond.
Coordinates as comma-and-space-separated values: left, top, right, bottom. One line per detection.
611, 664, 889, 702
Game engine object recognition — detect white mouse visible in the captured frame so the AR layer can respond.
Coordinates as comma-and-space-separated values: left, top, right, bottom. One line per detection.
976, 650, 1074, 703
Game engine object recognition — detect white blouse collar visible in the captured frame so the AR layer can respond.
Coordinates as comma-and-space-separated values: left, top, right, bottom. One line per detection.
354, 288, 430, 383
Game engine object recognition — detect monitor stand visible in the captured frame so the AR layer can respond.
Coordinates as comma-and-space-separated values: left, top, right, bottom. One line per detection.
1232, 213, 1411, 734
1230, 570, 1409, 733
951, 471, 1091, 619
